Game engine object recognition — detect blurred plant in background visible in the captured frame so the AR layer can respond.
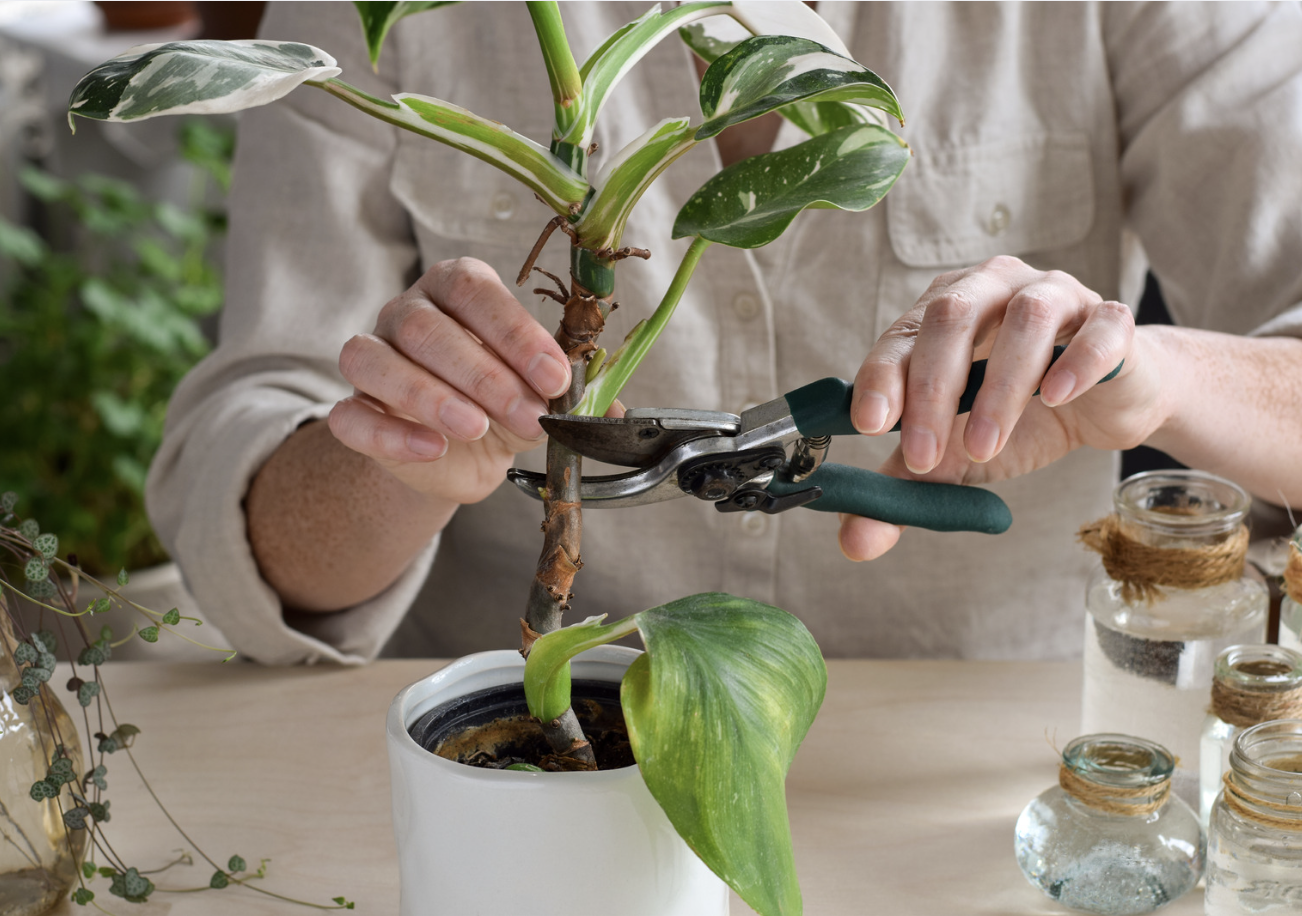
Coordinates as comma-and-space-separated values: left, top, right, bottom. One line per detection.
0, 119, 230, 576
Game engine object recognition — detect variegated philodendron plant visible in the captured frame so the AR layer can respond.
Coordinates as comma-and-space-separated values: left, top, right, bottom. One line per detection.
67, 3, 908, 913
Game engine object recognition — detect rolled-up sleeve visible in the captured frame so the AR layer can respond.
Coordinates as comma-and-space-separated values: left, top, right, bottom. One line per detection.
145, 3, 430, 664
1106, 0, 1302, 339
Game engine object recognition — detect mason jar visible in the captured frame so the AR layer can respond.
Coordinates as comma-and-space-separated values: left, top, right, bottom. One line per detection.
1014, 734, 1203, 916
1082, 470, 1268, 807
1201, 645, 1302, 829
1206, 719, 1302, 915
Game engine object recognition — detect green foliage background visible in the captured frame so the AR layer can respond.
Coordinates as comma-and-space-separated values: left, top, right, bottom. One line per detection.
0, 121, 231, 575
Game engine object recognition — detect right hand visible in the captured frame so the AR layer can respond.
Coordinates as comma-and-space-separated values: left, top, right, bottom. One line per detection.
328, 257, 572, 505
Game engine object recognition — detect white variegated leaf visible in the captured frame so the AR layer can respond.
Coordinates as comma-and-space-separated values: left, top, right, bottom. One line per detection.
67, 40, 340, 127
697, 35, 901, 140
728, 0, 850, 56
673, 123, 910, 248
575, 118, 698, 250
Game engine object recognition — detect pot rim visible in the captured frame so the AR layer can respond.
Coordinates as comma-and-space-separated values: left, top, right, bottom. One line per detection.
386, 645, 643, 783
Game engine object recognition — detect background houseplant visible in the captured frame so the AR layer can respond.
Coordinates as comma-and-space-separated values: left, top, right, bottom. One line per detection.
64, 3, 912, 913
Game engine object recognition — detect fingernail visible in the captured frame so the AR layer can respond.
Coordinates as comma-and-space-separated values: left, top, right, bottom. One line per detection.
439, 397, 488, 441
902, 426, 937, 474
507, 396, 547, 439
965, 416, 1000, 463
855, 391, 890, 434
528, 353, 570, 399
407, 429, 447, 459
1040, 370, 1077, 407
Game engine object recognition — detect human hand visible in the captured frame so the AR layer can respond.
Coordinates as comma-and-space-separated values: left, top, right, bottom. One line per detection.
839, 255, 1168, 560
328, 257, 572, 506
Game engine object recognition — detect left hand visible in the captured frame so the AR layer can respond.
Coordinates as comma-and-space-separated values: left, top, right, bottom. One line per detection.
840, 255, 1168, 560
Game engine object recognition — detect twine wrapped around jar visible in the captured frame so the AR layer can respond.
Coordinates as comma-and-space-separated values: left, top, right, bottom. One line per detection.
1211, 662, 1302, 729
1221, 770, 1302, 832
1078, 514, 1249, 604
1058, 762, 1171, 816
1285, 541, 1302, 606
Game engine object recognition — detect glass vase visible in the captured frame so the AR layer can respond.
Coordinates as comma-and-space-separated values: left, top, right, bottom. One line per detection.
1082, 470, 1268, 807
0, 603, 87, 916
1014, 733, 1203, 916
1206, 719, 1302, 915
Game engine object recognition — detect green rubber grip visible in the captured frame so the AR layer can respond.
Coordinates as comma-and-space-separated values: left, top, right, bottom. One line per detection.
785, 347, 1123, 438
767, 463, 1013, 534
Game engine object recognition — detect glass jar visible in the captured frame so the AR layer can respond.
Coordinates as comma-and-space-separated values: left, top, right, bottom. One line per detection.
1206, 719, 1302, 915
1015, 734, 1204, 915
1201, 645, 1302, 830
0, 605, 87, 915
1082, 470, 1268, 807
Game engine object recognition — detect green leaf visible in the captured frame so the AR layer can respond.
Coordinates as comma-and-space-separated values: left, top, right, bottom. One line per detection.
24, 557, 49, 583
117, 569, 129, 586
353, 2, 457, 68
163, 608, 181, 625
18, 519, 39, 540
0, 218, 47, 266
72, 888, 94, 905
78, 681, 101, 707
11, 686, 35, 705
575, 117, 697, 250
13, 643, 36, 665
621, 593, 826, 916
63, 806, 90, 830
674, 123, 909, 248
29, 779, 58, 801
564, 1, 729, 149
0, 491, 16, 513
48, 757, 77, 784
525, 614, 638, 723
504, 763, 545, 772
78, 645, 107, 667
697, 35, 901, 140
138, 626, 159, 643
210, 870, 229, 889
33, 533, 58, 558
67, 40, 341, 127
87, 800, 110, 823
109, 867, 154, 903
93, 598, 111, 615
85, 765, 108, 791
22, 666, 51, 688
83, 861, 97, 879
228, 855, 247, 873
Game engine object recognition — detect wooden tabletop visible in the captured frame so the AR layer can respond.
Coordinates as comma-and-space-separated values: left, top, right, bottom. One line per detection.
43, 659, 1203, 916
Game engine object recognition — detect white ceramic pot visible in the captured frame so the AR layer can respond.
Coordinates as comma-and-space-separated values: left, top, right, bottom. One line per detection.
386, 645, 730, 916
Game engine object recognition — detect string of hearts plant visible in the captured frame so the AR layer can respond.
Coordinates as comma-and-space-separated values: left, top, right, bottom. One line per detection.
65, 3, 910, 913
0, 493, 355, 910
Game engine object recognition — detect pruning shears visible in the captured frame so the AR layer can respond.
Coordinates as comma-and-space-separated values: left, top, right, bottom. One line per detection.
508, 346, 1121, 536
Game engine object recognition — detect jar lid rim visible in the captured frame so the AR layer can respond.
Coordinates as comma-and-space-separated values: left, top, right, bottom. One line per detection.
1063, 733, 1173, 787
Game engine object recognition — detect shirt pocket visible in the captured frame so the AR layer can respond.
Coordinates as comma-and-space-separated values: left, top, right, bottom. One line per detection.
886, 131, 1095, 269
389, 130, 559, 255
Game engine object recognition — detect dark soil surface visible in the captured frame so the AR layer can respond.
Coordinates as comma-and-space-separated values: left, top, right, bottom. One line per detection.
408, 680, 635, 772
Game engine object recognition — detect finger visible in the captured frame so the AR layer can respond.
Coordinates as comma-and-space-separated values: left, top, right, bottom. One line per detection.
605, 399, 626, 419
328, 395, 448, 462
838, 513, 903, 561
339, 333, 489, 442
1039, 300, 1135, 407
962, 273, 1097, 462
852, 324, 913, 435
900, 265, 1026, 473
418, 258, 571, 399
376, 296, 549, 441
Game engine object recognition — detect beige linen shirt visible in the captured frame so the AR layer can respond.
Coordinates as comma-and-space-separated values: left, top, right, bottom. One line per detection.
146, 2, 1302, 665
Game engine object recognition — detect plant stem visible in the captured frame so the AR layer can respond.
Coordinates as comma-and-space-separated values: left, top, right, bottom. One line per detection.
521, 250, 616, 769
574, 236, 712, 417
526, 2, 583, 118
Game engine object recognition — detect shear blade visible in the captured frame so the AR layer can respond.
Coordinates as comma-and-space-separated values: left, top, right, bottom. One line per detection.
539, 409, 739, 468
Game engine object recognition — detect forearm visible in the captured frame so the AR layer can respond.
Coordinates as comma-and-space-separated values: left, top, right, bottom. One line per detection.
246, 420, 456, 612
1143, 324, 1302, 507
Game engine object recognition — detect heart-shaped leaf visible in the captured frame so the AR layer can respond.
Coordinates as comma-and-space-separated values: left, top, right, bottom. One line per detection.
673, 122, 909, 248
67, 40, 340, 127
697, 35, 901, 140
622, 593, 826, 916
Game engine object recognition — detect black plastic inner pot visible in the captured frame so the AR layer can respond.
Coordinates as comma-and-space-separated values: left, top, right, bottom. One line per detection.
408, 679, 635, 771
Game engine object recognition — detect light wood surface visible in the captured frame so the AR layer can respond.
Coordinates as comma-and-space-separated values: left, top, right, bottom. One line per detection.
42, 659, 1203, 915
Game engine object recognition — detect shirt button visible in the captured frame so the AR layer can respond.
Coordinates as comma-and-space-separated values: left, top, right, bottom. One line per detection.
985, 203, 1011, 236
732, 292, 760, 321
740, 511, 769, 537
491, 192, 516, 220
